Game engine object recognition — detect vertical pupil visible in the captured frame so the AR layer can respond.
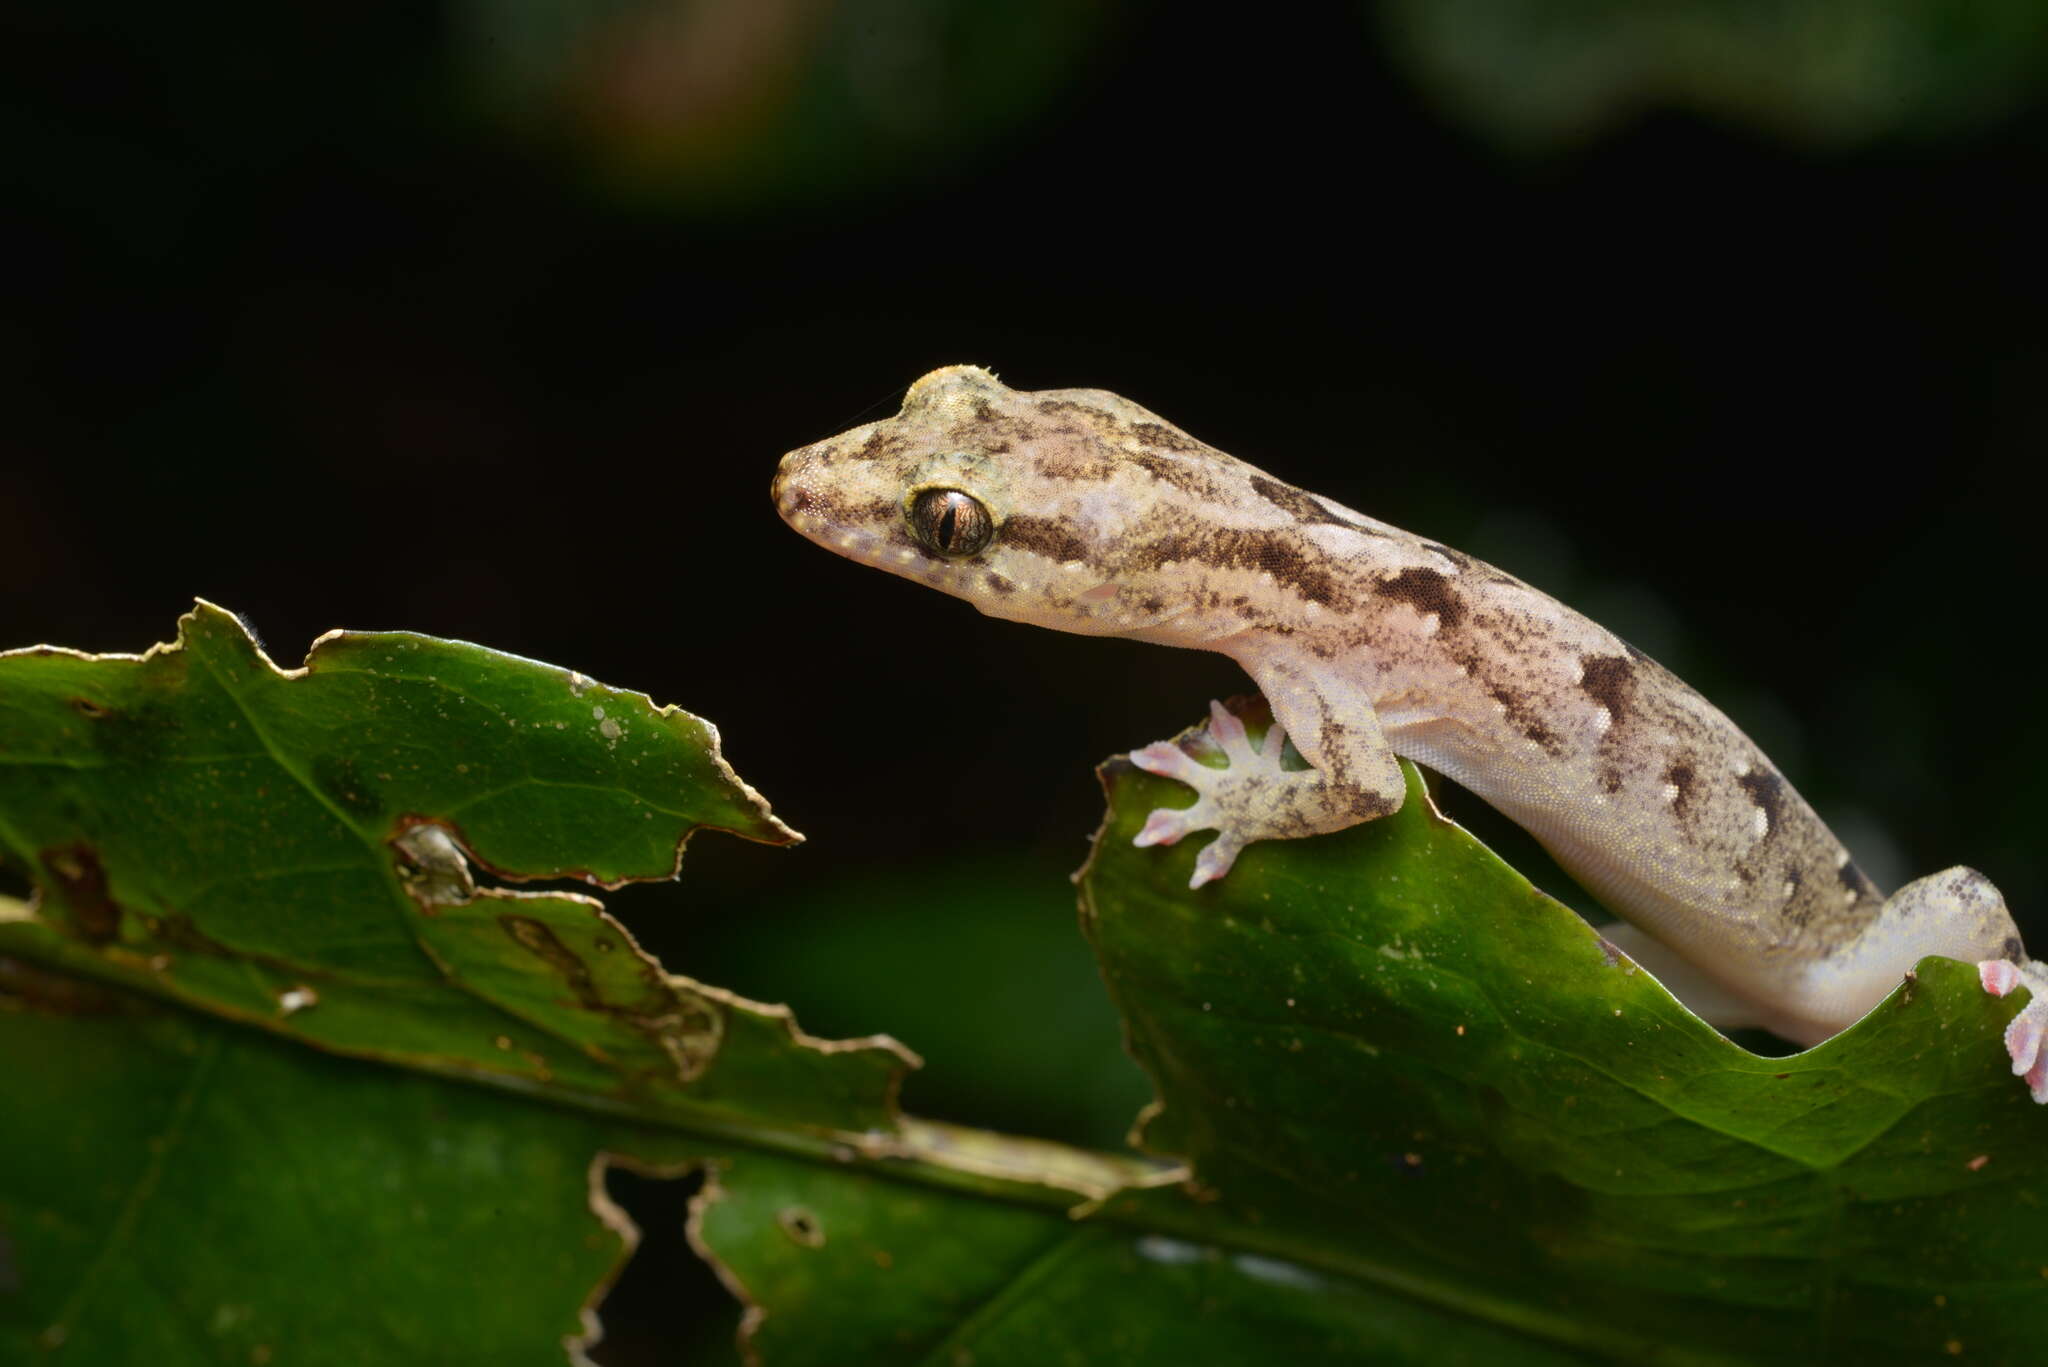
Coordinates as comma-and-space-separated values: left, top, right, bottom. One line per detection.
938, 504, 957, 547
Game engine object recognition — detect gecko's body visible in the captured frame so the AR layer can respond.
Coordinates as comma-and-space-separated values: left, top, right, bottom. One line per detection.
774, 364, 2048, 1097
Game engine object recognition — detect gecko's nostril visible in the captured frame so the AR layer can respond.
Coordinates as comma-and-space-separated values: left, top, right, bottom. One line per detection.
771, 472, 811, 519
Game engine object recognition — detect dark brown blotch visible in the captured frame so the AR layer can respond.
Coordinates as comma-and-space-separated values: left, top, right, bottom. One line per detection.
1736, 768, 1785, 837
1578, 654, 1634, 725
40, 843, 120, 943
1373, 567, 1467, 630
1420, 541, 1474, 571
1837, 859, 1879, 903
1130, 420, 1202, 453
1131, 527, 1347, 608
999, 515, 1092, 565
1253, 537, 1345, 608
1485, 682, 1562, 753
1664, 760, 1698, 821
1127, 449, 1213, 497
1249, 474, 1363, 530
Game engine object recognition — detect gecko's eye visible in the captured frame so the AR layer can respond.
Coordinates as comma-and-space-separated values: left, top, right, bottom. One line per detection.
908, 488, 995, 559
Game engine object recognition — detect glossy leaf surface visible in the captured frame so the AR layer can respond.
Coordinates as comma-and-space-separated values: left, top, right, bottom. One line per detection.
1078, 708, 2048, 1361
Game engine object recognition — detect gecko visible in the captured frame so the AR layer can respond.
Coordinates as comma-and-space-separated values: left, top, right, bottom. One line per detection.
772, 363, 2048, 1101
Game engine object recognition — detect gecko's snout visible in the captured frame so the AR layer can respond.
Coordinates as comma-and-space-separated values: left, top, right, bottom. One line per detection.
770, 450, 810, 522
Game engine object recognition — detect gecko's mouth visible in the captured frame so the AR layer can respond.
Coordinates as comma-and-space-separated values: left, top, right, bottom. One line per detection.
770, 453, 837, 541
771, 453, 893, 567
769, 454, 806, 519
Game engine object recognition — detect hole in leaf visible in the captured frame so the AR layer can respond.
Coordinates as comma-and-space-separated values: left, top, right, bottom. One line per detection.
591, 1166, 740, 1367
776, 1205, 825, 1248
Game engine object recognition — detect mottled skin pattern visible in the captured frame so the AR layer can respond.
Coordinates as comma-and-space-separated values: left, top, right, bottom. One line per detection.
774, 365, 2048, 1095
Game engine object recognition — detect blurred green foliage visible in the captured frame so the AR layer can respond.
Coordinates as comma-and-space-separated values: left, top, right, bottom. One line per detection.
446, 0, 2048, 214
450, 0, 1128, 208
675, 856, 1153, 1150
1379, 0, 2048, 148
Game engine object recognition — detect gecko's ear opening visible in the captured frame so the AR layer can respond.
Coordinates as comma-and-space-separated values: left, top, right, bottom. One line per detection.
903, 364, 1001, 414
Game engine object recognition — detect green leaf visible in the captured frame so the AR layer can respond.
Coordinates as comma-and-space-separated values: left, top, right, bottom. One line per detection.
694, 1144, 1594, 1367
9, 611, 2044, 1364
1078, 704, 2048, 1361
0, 606, 1245, 1364
0, 968, 656, 1365
0, 602, 905, 1136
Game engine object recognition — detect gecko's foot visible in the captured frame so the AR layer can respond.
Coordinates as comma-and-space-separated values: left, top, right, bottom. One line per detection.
1129, 700, 1287, 890
1979, 958, 2048, 1103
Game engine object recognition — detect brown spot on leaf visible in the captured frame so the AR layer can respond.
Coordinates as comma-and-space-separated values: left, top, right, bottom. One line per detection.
0, 955, 145, 1015
149, 913, 234, 956
503, 916, 599, 1005
499, 914, 723, 1081
777, 1207, 826, 1247
40, 843, 119, 943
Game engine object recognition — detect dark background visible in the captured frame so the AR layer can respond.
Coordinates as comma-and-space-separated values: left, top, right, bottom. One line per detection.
6, 3, 2046, 1361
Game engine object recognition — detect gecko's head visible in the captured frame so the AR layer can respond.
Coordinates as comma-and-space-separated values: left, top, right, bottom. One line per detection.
773, 364, 1227, 636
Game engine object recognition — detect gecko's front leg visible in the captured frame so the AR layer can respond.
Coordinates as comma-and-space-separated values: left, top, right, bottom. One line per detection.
1129, 652, 1403, 888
